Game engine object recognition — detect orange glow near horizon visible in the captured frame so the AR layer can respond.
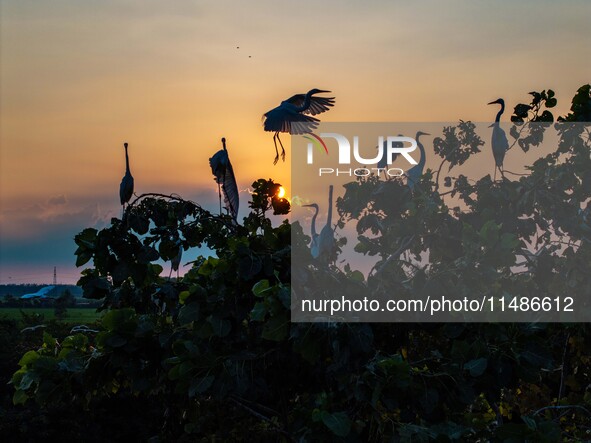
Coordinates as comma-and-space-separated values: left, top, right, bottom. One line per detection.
0, 0, 590, 283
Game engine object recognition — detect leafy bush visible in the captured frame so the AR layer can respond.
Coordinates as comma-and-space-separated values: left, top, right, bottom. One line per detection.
8, 86, 591, 441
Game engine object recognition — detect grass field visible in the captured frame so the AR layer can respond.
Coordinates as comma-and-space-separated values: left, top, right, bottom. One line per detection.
0, 307, 101, 324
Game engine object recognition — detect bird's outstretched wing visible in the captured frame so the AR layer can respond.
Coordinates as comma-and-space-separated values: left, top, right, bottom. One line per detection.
285, 94, 335, 116
263, 108, 320, 134
209, 150, 227, 179
221, 159, 239, 221
209, 149, 239, 221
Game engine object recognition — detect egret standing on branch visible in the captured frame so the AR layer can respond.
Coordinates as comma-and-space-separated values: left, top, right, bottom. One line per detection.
119, 142, 134, 209
376, 135, 403, 178
303, 185, 336, 263
263, 89, 335, 164
488, 98, 508, 180
302, 203, 320, 258
318, 185, 336, 263
209, 137, 239, 221
406, 131, 430, 191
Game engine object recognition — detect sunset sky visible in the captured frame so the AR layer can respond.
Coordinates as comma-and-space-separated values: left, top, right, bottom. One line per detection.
1, 0, 590, 284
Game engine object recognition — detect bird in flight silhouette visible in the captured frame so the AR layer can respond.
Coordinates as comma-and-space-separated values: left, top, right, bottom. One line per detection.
263, 89, 334, 164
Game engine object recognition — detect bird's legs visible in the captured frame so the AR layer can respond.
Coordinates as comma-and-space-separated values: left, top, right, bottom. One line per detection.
277, 134, 286, 162
272, 133, 280, 165
494, 165, 505, 181
272, 133, 286, 164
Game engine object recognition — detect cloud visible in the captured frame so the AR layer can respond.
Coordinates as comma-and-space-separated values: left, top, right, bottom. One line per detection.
48, 194, 67, 205
0, 197, 112, 241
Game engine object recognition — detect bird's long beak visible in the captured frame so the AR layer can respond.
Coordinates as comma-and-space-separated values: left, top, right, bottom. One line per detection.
317, 90, 331, 93
487, 100, 497, 105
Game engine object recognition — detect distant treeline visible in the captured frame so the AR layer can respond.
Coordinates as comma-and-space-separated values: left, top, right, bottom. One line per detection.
0, 284, 83, 298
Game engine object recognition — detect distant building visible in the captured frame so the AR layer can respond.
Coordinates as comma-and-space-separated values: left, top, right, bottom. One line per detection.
20, 285, 56, 299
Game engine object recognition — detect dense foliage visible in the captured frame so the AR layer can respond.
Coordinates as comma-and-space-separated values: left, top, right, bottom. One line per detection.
5, 85, 591, 441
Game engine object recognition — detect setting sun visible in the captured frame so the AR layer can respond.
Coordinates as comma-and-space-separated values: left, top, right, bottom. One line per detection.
278, 186, 286, 199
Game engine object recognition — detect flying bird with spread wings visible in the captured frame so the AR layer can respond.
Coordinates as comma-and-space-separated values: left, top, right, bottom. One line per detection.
263, 89, 335, 164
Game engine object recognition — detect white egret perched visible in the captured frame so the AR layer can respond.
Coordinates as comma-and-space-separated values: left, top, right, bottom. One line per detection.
263, 89, 335, 164
209, 137, 239, 221
119, 142, 134, 207
303, 185, 336, 263
302, 203, 320, 258
488, 98, 509, 180
406, 131, 430, 191
318, 185, 336, 263
376, 136, 402, 178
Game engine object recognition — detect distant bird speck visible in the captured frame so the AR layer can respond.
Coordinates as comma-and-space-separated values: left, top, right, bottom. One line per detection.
263, 89, 335, 164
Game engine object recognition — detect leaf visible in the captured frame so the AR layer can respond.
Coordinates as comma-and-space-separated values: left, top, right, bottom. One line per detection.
464, 357, 488, 377
189, 375, 215, 397
250, 302, 267, 321
178, 303, 199, 325
128, 213, 150, 235
18, 372, 37, 391
513, 103, 532, 119
102, 308, 136, 333
13, 389, 29, 406
75, 251, 93, 267
321, 411, 351, 437
522, 416, 537, 431
521, 344, 553, 369
74, 228, 97, 249
207, 315, 231, 337
179, 290, 191, 305
252, 279, 271, 297
510, 125, 520, 140
137, 245, 159, 264
545, 97, 557, 108
500, 233, 520, 250
262, 313, 289, 341
349, 270, 365, 282
105, 334, 127, 348
18, 351, 40, 367
277, 286, 291, 309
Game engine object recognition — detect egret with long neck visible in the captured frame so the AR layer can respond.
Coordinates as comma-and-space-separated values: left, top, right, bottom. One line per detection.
488, 98, 508, 180
303, 203, 320, 258
302, 185, 336, 262
318, 185, 335, 263
119, 142, 134, 209
406, 131, 430, 191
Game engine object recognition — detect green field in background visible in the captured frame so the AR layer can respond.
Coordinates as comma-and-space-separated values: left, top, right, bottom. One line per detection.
0, 307, 101, 324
